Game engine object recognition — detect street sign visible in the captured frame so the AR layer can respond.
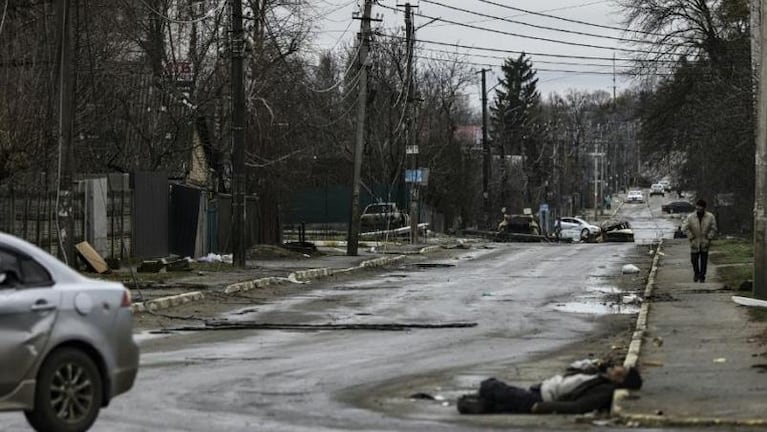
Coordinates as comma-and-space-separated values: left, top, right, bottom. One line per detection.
406, 145, 419, 155
539, 203, 549, 212
405, 168, 429, 185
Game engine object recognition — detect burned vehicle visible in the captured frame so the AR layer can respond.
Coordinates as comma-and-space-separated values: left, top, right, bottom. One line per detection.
495, 214, 544, 242
600, 219, 635, 242
360, 202, 409, 232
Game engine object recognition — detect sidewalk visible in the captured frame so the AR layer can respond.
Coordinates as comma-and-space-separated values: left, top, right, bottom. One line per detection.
614, 239, 767, 426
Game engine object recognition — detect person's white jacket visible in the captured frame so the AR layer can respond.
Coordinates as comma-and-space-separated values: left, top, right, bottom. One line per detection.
682, 211, 717, 252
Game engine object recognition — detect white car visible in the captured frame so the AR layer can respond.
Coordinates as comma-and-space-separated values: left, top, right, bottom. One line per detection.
626, 190, 645, 203
557, 217, 601, 241
649, 184, 665, 196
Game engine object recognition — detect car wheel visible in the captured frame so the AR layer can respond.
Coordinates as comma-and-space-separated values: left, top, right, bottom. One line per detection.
25, 348, 103, 432
580, 228, 590, 241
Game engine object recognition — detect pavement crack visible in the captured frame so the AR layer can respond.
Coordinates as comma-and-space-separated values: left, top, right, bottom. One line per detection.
164, 321, 478, 332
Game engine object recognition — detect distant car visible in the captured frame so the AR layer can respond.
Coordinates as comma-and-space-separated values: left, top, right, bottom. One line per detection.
659, 179, 672, 192
626, 190, 645, 203
558, 217, 601, 241
649, 184, 665, 196
360, 202, 409, 231
662, 201, 695, 214
0, 232, 139, 432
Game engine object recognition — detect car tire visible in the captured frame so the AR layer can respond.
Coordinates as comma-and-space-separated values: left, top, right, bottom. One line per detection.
580, 228, 590, 241
25, 348, 103, 432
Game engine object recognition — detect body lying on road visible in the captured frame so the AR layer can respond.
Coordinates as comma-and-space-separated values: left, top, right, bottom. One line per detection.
456, 358, 642, 415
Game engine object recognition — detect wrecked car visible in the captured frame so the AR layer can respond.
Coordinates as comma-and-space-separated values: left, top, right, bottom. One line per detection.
360, 202, 409, 232
600, 219, 635, 242
0, 232, 139, 432
556, 217, 601, 242
495, 214, 544, 242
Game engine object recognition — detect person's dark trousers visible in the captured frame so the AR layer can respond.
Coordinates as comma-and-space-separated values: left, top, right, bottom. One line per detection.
691, 251, 709, 282
478, 378, 543, 413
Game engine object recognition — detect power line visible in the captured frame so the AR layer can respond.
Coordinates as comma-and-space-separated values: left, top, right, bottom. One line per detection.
377, 34, 751, 67
474, 0, 669, 38
376, 34, 666, 63
419, 55, 690, 76
376, 3, 661, 55
419, 46, 637, 69
420, 0, 653, 45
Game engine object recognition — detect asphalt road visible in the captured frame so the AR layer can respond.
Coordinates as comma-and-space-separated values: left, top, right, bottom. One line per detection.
0, 191, 680, 431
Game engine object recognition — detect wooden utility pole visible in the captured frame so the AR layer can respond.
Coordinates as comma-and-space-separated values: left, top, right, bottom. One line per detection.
346, 0, 374, 256
753, 0, 767, 299
480, 68, 491, 229
404, 3, 419, 244
56, 0, 76, 266
231, 0, 246, 267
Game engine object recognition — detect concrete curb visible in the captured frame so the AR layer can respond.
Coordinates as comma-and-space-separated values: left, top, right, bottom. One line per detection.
133, 254, 408, 313
131, 291, 204, 314
611, 239, 662, 416
418, 245, 443, 254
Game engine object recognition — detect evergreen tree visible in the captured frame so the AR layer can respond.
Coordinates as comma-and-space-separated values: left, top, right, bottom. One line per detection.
489, 53, 543, 209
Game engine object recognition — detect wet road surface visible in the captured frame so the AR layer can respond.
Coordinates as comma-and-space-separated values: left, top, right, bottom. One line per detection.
0, 191, 681, 431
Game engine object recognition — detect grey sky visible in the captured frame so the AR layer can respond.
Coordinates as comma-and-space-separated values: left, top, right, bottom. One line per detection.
312, 0, 637, 102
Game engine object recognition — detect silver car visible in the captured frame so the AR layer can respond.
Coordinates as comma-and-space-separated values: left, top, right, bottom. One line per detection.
0, 232, 139, 432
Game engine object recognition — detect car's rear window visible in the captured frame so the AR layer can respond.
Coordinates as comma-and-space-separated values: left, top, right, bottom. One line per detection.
365, 205, 394, 214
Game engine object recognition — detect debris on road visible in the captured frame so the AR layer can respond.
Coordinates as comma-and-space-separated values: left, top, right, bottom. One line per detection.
160, 321, 479, 332
622, 264, 641, 274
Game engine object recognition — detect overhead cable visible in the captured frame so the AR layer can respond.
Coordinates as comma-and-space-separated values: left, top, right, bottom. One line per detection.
421, 0, 656, 45
419, 46, 635, 69
474, 0, 669, 38
376, 34, 680, 63
376, 3, 662, 55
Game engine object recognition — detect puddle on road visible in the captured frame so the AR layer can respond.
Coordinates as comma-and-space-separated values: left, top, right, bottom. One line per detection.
553, 301, 640, 315
553, 284, 640, 315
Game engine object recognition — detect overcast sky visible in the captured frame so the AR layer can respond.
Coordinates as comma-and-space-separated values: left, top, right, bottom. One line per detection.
310, 0, 638, 104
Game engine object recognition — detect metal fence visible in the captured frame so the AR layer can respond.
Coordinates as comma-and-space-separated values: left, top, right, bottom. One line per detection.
0, 181, 132, 260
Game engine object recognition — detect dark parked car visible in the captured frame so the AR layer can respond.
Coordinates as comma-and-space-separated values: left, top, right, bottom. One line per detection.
661, 201, 695, 214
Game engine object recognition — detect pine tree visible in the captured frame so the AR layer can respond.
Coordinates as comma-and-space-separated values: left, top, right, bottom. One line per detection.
489, 53, 542, 208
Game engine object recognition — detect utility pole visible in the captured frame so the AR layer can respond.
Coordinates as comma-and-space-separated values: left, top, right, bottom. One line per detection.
404, 3, 419, 244
480, 68, 491, 229
230, 0, 246, 267
612, 53, 617, 109
56, 0, 76, 266
753, 0, 767, 299
589, 139, 604, 221
347, 0, 374, 256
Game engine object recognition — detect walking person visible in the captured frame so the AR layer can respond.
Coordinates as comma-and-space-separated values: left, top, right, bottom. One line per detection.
682, 199, 718, 282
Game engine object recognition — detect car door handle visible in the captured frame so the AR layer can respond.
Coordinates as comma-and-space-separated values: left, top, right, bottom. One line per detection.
31, 300, 57, 312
